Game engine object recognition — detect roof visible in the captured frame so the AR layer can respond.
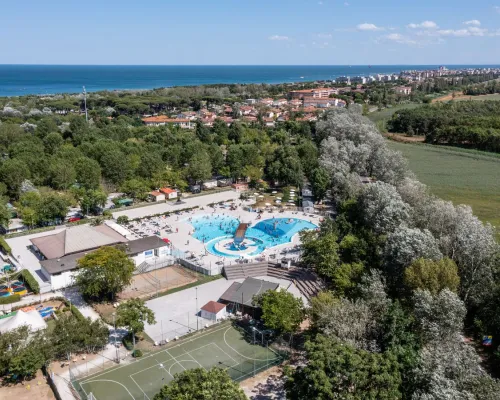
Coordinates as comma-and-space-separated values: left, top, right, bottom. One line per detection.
150, 191, 164, 197
40, 235, 169, 275
160, 188, 176, 194
30, 225, 127, 259
201, 301, 226, 314
0, 310, 47, 333
219, 277, 279, 307
142, 116, 190, 124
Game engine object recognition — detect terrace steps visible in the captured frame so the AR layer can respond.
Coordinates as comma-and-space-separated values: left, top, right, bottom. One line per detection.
222, 262, 325, 300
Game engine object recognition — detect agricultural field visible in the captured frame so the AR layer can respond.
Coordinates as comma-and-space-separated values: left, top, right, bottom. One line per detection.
387, 141, 500, 230
433, 92, 500, 103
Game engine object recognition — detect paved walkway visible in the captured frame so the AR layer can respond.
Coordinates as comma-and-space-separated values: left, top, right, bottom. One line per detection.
112, 190, 241, 220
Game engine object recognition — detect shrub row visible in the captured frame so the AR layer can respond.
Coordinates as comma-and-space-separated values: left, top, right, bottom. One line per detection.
62, 300, 86, 322
122, 332, 134, 350
0, 294, 21, 305
128, 206, 199, 222
0, 236, 11, 254
20, 269, 40, 294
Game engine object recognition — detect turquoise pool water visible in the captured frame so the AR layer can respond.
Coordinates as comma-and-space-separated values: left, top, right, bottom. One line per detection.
187, 215, 317, 258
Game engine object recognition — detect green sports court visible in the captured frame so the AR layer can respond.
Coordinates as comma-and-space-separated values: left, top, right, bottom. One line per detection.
72, 322, 281, 400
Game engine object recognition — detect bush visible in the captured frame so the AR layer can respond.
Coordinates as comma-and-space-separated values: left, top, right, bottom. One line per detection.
20, 269, 40, 294
63, 299, 86, 322
0, 236, 11, 255
122, 332, 134, 350
117, 215, 129, 225
0, 294, 21, 304
132, 349, 143, 358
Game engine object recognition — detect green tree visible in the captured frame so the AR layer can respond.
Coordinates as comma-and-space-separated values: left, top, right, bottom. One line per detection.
117, 215, 129, 225
0, 325, 30, 376
0, 202, 11, 228
80, 189, 107, 215
287, 335, 402, 400
153, 367, 246, 400
0, 158, 31, 198
120, 179, 150, 200
310, 167, 330, 203
75, 157, 102, 190
186, 150, 212, 183
48, 158, 76, 190
75, 246, 135, 300
300, 230, 340, 279
253, 289, 305, 335
9, 340, 47, 380
116, 298, 156, 343
43, 132, 64, 154
404, 257, 460, 295
36, 192, 70, 224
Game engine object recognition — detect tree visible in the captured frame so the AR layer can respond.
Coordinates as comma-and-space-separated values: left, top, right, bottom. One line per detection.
0, 325, 30, 376
116, 298, 156, 339
48, 158, 76, 189
117, 215, 129, 225
310, 167, 330, 203
43, 132, 64, 154
120, 179, 150, 200
287, 335, 402, 400
0, 201, 11, 228
36, 192, 70, 225
153, 367, 246, 400
359, 181, 410, 234
253, 289, 305, 335
300, 230, 341, 279
0, 158, 31, 198
80, 189, 107, 215
75, 246, 135, 300
9, 339, 47, 380
186, 150, 212, 183
404, 258, 460, 295
75, 157, 101, 190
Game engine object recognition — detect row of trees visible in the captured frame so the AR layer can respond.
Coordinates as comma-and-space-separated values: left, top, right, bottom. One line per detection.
388, 101, 500, 152
285, 107, 500, 399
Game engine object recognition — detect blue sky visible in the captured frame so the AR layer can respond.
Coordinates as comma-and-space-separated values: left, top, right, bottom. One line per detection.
2, 0, 500, 65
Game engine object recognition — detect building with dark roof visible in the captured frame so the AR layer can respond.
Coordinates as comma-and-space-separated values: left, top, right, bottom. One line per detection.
31, 224, 172, 290
219, 277, 279, 317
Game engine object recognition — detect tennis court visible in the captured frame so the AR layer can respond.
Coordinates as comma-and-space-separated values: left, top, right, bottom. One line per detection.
73, 322, 280, 400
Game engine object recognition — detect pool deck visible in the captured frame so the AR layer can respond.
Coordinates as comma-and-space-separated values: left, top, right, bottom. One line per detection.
148, 203, 322, 270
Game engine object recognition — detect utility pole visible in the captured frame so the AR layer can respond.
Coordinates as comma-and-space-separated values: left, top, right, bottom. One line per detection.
83, 86, 88, 123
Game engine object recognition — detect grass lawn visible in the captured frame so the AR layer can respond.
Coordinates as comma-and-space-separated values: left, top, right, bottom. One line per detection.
367, 103, 422, 124
387, 141, 500, 230
73, 322, 281, 400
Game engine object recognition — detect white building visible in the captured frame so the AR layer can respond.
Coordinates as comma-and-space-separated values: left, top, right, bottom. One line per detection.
200, 301, 227, 321
30, 225, 171, 290
149, 191, 166, 202
202, 180, 218, 190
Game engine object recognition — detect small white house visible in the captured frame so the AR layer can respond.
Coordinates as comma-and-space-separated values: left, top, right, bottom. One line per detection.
160, 188, 178, 200
200, 301, 227, 321
149, 191, 166, 202
202, 180, 218, 190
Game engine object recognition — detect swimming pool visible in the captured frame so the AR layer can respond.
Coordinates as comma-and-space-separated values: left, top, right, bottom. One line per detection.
187, 215, 317, 258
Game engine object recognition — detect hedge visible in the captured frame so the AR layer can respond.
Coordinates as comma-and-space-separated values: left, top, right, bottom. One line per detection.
132, 349, 143, 358
0, 236, 11, 255
62, 300, 86, 322
20, 269, 40, 294
122, 333, 134, 350
0, 294, 21, 305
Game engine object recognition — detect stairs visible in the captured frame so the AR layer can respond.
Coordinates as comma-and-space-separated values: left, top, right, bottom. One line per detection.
223, 262, 326, 300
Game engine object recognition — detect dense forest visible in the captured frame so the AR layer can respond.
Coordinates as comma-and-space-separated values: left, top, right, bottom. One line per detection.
387, 101, 500, 152
285, 108, 500, 399
0, 106, 319, 228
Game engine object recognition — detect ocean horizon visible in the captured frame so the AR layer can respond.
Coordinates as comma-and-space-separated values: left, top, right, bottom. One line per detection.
1, 64, 499, 97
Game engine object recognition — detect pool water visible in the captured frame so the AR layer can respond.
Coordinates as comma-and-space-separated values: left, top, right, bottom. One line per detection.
187, 215, 317, 258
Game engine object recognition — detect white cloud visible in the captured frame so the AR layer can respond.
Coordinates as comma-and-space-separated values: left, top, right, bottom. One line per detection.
317, 33, 332, 39
436, 27, 487, 37
464, 20, 481, 26
384, 33, 417, 45
268, 35, 289, 41
407, 21, 438, 29
357, 23, 385, 31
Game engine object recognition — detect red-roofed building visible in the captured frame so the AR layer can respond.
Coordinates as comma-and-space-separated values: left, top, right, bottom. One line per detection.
149, 191, 166, 202
200, 301, 227, 321
289, 87, 338, 99
142, 116, 194, 129
159, 188, 178, 200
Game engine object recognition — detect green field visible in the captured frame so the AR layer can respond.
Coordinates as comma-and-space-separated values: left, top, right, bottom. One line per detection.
73, 323, 280, 400
368, 103, 422, 124
387, 141, 500, 229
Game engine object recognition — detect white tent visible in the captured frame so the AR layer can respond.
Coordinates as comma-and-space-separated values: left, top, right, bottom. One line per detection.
0, 310, 47, 334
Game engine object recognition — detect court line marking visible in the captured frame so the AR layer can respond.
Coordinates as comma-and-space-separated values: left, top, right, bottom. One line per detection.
81, 379, 135, 400
167, 359, 200, 375
130, 375, 151, 400
129, 343, 214, 378
182, 348, 206, 370
212, 342, 238, 365
165, 350, 186, 373
223, 327, 281, 362
79, 324, 229, 384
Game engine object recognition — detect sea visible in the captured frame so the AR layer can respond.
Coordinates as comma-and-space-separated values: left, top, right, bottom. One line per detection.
0, 64, 499, 97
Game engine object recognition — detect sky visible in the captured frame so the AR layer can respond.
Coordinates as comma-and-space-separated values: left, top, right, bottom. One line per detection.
1, 0, 500, 65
